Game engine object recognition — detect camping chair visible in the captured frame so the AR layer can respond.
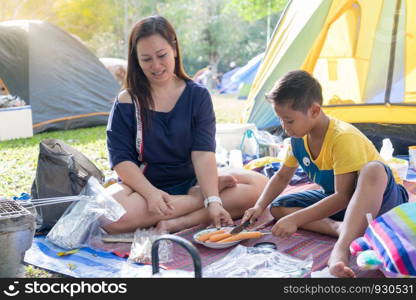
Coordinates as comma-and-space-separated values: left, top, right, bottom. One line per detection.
152, 235, 202, 278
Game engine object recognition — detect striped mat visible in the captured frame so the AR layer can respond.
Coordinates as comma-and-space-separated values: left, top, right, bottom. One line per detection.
167, 225, 335, 276
166, 224, 385, 277
24, 181, 414, 278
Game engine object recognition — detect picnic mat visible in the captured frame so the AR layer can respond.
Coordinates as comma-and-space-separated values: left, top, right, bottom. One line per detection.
23, 181, 415, 278
24, 235, 152, 278
166, 224, 384, 278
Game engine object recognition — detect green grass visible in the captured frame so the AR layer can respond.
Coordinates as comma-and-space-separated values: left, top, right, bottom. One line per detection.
212, 93, 248, 123
0, 93, 247, 277
0, 126, 112, 197
0, 94, 247, 197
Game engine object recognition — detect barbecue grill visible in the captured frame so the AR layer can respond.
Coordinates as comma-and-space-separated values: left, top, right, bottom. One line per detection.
0, 200, 36, 277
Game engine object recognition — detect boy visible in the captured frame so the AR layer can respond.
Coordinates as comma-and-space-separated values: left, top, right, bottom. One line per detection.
242, 70, 409, 277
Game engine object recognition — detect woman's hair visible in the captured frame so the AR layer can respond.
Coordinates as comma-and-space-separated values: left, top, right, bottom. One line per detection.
125, 15, 190, 127
266, 70, 323, 113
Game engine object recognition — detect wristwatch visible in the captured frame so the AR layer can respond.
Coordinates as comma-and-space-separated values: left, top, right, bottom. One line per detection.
204, 196, 223, 208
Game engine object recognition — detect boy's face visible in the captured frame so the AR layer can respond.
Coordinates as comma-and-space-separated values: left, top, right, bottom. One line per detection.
273, 102, 318, 138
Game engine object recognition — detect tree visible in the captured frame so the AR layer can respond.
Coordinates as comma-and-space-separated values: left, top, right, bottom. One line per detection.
153, 0, 268, 76
1, 0, 287, 78
0, 0, 56, 21
52, 0, 119, 41
226, 0, 287, 22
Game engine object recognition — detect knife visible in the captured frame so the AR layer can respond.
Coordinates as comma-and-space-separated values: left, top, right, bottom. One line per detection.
230, 220, 251, 234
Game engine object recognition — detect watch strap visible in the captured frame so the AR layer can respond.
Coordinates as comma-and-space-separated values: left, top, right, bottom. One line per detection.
204, 196, 222, 208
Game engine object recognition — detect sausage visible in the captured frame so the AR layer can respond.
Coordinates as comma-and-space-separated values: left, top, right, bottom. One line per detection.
217, 231, 263, 243
197, 229, 226, 242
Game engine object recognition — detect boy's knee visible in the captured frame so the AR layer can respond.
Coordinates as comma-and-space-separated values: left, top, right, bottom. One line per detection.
359, 161, 388, 182
270, 206, 288, 220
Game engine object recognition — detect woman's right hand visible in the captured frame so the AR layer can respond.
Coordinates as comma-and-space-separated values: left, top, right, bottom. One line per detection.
241, 205, 264, 226
207, 202, 234, 229
145, 189, 175, 216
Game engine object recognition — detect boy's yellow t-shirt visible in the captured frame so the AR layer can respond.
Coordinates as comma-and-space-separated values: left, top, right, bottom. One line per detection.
283, 117, 400, 183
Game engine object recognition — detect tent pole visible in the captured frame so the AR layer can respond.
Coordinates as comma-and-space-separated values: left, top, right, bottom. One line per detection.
384, 0, 402, 104
124, 0, 128, 59
267, 0, 271, 46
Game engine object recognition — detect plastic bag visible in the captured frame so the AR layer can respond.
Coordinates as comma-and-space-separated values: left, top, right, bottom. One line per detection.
255, 130, 282, 157
229, 149, 244, 168
240, 129, 260, 163
240, 129, 283, 164
380, 138, 409, 180
203, 245, 312, 278
127, 227, 172, 264
215, 138, 229, 168
240, 129, 259, 156
380, 138, 394, 161
120, 264, 193, 278
46, 177, 126, 250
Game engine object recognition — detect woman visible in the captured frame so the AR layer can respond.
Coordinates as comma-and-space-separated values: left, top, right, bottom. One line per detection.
104, 16, 267, 234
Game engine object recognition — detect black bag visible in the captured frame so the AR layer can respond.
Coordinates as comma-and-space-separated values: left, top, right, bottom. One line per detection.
31, 139, 105, 231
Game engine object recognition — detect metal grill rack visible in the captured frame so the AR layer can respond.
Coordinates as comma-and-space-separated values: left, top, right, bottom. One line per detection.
0, 200, 32, 220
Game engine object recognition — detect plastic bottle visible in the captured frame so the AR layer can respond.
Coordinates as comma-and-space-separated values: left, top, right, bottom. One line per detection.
379, 138, 393, 161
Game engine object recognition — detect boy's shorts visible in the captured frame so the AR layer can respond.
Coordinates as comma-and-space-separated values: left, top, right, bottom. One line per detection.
270, 161, 409, 221
160, 177, 198, 195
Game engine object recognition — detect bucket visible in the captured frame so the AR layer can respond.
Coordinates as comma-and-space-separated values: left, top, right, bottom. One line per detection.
0, 200, 36, 277
409, 146, 416, 170
388, 158, 409, 181
216, 123, 256, 151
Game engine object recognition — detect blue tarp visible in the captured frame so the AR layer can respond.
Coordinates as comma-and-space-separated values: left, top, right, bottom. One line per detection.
218, 67, 241, 94
24, 236, 144, 277
230, 53, 264, 85
219, 52, 264, 95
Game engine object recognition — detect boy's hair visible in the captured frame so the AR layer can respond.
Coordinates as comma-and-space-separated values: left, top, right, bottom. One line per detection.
266, 70, 323, 113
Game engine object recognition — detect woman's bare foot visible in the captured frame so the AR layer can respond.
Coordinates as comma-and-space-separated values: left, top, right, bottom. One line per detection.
156, 217, 189, 234
218, 175, 237, 192
328, 245, 356, 278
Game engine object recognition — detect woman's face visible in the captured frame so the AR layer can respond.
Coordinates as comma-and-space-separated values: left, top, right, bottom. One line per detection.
136, 34, 177, 85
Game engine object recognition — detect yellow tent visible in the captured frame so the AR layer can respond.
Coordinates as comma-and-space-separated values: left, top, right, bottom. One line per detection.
244, 0, 416, 154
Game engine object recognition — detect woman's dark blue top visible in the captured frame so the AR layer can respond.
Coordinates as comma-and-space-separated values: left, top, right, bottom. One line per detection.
106, 80, 216, 189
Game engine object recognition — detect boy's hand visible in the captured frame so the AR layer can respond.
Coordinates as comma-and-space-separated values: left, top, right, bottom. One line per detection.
241, 205, 264, 226
271, 215, 298, 238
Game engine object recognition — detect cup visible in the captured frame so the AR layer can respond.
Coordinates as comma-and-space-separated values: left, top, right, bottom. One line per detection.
388, 158, 409, 181
409, 146, 416, 170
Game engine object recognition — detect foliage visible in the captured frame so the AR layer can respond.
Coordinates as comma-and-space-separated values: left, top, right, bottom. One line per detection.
84, 31, 125, 58
52, 0, 120, 41
0, 0, 287, 84
226, 0, 287, 22
0, 0, 56, 21
153, 0, 280, 75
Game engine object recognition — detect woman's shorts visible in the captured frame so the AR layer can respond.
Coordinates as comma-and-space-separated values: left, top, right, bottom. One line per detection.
270, 161, 409, 221
160, 177, 198, 195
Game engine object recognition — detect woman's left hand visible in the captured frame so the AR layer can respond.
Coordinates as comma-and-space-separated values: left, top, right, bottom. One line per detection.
271, 215, 298, 238
208, 203, 234, 228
